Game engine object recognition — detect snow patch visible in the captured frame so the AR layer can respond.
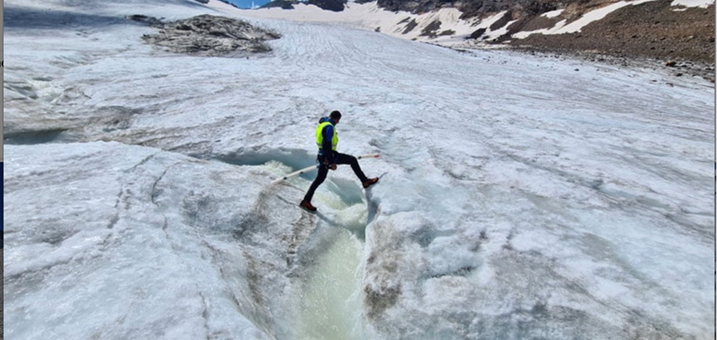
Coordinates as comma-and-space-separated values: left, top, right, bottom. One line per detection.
671, 0, 714, 7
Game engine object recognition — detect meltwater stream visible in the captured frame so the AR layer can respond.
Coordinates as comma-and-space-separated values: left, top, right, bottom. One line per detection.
268, 161, 378, 340
291, 228, 369, 340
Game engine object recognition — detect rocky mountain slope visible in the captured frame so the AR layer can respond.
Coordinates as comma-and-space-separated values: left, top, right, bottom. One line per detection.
505, 0, 715, 60
508, 0, 715, 80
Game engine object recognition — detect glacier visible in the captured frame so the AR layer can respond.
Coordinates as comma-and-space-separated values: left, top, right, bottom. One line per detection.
3, 0, 715, 339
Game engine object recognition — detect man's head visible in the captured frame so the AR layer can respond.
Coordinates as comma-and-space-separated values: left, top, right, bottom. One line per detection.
330, 110, 342, 124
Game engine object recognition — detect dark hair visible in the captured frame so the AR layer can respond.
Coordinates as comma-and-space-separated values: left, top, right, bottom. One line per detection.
329, 110, 342, 120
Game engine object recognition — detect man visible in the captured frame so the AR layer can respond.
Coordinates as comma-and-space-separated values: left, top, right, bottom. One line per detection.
300, 110, 378, 212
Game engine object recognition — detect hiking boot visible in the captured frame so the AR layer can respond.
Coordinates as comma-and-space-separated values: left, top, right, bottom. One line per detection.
362, 177, 379, 189
300, 200, 317, 212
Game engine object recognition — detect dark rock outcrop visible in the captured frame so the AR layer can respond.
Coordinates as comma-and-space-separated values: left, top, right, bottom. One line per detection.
261, 0, 300, 9
377, 0, 569, 18
263, 0, 347, 11
133, 14, 282, 56
128, 14, 163, 27
419, 20, 442, 37
308, 0, 348, 11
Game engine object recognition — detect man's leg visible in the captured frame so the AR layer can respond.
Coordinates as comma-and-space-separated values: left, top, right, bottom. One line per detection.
335, 152, 369, 183
303, 165, 329, 203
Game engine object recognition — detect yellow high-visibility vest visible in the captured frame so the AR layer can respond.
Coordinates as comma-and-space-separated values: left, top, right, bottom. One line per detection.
316, 121, 338, 151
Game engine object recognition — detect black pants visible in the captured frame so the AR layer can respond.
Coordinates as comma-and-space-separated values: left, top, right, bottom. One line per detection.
303, 152, 369, 203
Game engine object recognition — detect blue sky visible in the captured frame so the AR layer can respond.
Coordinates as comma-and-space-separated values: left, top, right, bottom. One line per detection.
227, 0, 272, 8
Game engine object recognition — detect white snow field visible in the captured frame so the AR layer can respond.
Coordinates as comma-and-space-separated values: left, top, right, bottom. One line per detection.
3, 0, 715, 339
